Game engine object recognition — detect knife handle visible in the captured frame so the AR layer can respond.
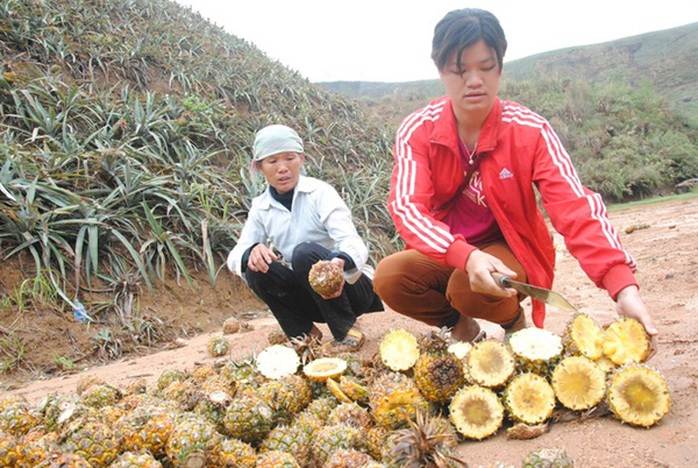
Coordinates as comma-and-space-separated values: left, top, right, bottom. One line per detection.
491, 272, 511, 288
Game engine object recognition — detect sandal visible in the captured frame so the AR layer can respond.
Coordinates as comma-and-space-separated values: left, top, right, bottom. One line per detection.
331, 327, 365, 351
448, 328, 487, 345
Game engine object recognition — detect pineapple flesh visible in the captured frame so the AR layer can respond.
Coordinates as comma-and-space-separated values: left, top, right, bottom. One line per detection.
378, 328, 420, 371
449, 385, 504, 440
552, 355, 607, 411
562, 313, 605, 359
607, 363, 671, 427
508, 327, 563, 376
302, 357, 347, 382
255, 344, 301, 379
603, 317, 653, 365
503, 373, 556, 425
467, 339, 516, 388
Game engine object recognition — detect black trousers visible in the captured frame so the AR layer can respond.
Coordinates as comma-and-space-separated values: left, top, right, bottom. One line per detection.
245, 242, 383, 340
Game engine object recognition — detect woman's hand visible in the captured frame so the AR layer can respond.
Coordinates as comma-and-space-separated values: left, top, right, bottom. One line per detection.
616, 285, 658, 336
247, 244, 278, 273
465, 250, 518, 297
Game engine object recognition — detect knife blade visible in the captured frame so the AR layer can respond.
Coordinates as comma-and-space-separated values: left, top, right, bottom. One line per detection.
491, 272, 579, 314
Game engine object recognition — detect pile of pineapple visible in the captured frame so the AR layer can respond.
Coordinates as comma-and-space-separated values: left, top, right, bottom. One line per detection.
0, 314, 669, 467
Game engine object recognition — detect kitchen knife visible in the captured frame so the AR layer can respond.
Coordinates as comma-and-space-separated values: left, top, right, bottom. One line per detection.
491, 272, 579, 314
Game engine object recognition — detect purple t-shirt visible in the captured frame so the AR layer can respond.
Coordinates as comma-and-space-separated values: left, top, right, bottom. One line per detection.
442, 140, 502, 244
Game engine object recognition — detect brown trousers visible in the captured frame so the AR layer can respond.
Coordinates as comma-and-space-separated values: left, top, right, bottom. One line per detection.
373, 240, 526, 328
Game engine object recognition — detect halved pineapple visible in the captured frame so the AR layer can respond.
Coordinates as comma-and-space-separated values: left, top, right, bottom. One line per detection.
508, 327, 563, 375
503, 373, 556, 425
255, 345, 301, 379
607, 363, 670, 427
562, 313, 605, 360
302, 357, 347, 382
449, 385, 504, 440
552, 355, 606, 411
467, 339, 516, 388
603, 318, 652, 365
378, 328, 420, 371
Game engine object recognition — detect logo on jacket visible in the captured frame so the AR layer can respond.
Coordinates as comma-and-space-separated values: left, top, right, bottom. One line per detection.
499, 168, 514, 179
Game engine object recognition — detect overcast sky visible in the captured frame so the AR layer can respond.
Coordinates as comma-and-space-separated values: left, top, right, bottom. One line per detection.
174, 0, 698, 83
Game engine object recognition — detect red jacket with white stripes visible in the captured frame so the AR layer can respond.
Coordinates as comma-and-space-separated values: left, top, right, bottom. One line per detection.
388, 96, 638, 327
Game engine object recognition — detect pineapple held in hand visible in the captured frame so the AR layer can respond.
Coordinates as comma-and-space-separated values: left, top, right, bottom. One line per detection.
308, 260, 343, 296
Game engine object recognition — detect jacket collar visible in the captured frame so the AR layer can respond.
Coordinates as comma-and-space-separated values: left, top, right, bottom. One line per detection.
257, 175, 314, 210
431, 96, 502, 154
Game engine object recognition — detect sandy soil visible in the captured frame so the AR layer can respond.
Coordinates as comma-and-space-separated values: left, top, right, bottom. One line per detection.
4, 196, 698, 467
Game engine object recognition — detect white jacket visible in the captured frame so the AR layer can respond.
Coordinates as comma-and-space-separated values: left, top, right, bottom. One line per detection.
227, 176, 373, 283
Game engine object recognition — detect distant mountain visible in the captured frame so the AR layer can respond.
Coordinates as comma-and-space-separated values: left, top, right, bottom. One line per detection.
318, 22, 698, 125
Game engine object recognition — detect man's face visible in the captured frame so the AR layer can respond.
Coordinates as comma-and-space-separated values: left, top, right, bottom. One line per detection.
257, 151, 305, 194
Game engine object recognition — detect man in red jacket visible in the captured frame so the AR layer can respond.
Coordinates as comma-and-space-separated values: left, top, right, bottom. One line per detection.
373, 8, 657, 343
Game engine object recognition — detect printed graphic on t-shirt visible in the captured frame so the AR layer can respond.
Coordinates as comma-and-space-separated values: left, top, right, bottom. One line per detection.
463, 171, 488, 208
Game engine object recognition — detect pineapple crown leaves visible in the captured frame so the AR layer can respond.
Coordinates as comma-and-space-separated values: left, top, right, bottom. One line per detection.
419, 327, 452, 354
290, 333, 326, 365
390, 408, 467, 468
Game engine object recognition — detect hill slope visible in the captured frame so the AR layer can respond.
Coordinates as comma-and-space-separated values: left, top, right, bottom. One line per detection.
320, 22, 698, 125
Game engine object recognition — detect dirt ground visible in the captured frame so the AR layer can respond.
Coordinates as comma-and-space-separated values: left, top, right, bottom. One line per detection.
2, 195, 697, 467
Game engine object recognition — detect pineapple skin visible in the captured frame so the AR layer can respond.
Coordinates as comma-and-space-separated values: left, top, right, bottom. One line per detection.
413, 352, 465, 403
308, 260, 344, 296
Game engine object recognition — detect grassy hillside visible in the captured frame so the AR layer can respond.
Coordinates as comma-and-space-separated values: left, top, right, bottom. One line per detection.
0, 0, 394, 319
0, 0, 695, 335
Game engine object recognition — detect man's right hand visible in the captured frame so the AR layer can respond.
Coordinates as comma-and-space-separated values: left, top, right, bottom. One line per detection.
247, 244, 278, 273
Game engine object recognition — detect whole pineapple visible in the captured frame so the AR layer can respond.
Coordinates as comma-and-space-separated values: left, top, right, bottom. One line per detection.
222, 393, 274, 444
0, 395, 40, 437
165, 414, 222, 468
308, 260, 344, 296
258, 423, 312, 466
310, 424, 360, 466
257, 374, 313, 424
256, 449, 301, 468
119, 403, 177, 458
413, 328, 465, 403
326, 402, 373, 431
217, 438, 256, 468
325, 448, 377, 467
110, 450, 163, 467
207, 335, 230, 357
60, 417, 121, 467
